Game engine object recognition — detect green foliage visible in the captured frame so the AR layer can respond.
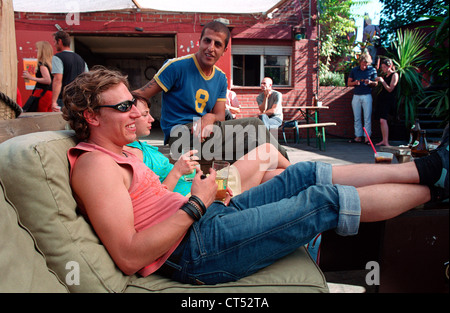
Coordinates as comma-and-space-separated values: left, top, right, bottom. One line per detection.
336, 38, 374, 74
420, 5, 449, 123
387, 29, 428, 125
318, 0, 369, 75
421, 89, 449, 124
379, 0, 448, 47
319, 71, 346, 86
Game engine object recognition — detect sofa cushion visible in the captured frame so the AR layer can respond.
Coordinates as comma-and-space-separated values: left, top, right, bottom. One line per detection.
0, 130, 328, 293
125, 246, 328, 293
0, 130, 130, 292
0, 178, 68, 293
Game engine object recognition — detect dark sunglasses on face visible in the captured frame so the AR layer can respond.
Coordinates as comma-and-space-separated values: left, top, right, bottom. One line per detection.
97, 98, 136, 112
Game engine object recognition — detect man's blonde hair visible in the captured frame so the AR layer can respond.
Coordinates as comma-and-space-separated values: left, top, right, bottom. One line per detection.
359, 53, 373, 65
62, 66, 129, 141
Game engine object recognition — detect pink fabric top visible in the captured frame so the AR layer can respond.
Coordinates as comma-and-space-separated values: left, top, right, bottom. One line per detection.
68, 142, 188, 277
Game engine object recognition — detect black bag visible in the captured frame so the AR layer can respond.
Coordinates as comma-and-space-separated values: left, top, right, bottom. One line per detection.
22, 96, 40, 112
23, 89, 47, 112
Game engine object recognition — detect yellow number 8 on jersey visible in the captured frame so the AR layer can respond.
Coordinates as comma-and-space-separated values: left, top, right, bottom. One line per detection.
195, 89, 209, 114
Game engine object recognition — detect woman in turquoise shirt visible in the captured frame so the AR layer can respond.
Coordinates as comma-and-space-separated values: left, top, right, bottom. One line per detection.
127, 140, 193, 196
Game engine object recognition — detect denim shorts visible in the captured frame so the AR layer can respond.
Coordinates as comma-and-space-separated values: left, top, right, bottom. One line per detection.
162, 161, 361, 284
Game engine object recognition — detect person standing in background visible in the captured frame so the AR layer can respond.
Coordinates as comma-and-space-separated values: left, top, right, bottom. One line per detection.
51, 31, 88, 112
375, 58, 399, 146
22, 41, 53, 112
347, 53, 378, 144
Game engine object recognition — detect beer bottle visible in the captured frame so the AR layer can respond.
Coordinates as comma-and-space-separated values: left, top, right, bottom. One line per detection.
409, 119, 421, 148
312, 93, 318, 106
411, 129, 429, 158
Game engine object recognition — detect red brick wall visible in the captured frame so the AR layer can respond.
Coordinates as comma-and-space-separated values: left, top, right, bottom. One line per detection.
318, 86, 354, 138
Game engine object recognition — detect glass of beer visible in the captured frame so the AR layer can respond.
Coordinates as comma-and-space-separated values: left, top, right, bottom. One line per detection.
212, 161, 230, 202
374, 152, 393, 164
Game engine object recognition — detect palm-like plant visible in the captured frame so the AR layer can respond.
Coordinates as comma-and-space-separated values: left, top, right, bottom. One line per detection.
421, 89, 449, 123
420, 6, 449, 124
388, 29, 428, 125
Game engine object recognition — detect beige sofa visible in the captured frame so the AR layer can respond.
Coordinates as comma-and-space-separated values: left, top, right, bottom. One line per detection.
0, 130, 328, 293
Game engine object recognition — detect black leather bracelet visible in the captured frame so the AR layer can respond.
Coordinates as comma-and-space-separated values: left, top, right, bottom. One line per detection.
187, 200, 203, 218
180, 202, 200, 221
189, 195, 206, 214
185, 201, 202, 219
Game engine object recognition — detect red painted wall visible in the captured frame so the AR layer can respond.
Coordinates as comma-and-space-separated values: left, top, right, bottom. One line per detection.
318, 86, 354, 138
15, 28, 55, 100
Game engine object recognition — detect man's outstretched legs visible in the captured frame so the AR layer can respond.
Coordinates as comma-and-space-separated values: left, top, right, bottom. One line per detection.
333, 127, 448, 222
331, 162, 431, 222
331, 162, 420, 188
357, 183, 430, 222
332, 128, 448, 200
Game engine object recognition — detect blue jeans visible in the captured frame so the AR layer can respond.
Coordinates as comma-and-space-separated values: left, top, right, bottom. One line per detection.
164, 162, 361, 285
259, 114, 283, 130
352, 94, 373, 138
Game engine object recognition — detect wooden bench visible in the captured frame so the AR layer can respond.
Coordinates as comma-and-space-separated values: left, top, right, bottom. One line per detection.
297, 122, 336, 151
282, 120, 336, 151
296, 122, 337, 129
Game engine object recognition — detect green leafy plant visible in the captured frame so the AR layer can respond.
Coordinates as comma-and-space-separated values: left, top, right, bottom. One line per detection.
388, 29, 428, 125
336, 38, 373, 74
379, 0, 448, 47
319, 70, 345, 86
421, 89, 449, 123
420, 5, 449, 123
318, 0, 369, 73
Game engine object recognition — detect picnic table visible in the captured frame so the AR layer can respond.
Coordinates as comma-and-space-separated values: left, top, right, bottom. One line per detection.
282, 106, 336, 151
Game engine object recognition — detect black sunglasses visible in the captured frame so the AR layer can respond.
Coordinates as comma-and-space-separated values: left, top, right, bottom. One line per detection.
97, 98, 136, 112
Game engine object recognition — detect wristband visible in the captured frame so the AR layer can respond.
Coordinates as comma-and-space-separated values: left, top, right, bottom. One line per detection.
180, 202, 201, 221
187, 200, 203, 219
189, 195, 206, 214
185, 201, 202, 220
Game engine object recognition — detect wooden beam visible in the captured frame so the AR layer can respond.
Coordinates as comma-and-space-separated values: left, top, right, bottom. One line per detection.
0, 113, 68, 143
0, 0, 18, 119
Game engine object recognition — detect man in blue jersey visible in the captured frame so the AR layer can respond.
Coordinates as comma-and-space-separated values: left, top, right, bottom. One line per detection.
136, 21, 288, 163
347, 53, 378, 144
